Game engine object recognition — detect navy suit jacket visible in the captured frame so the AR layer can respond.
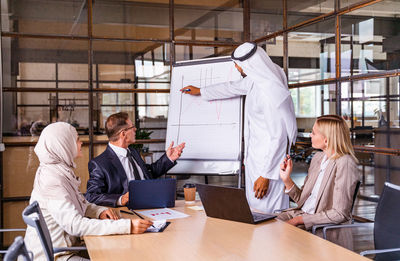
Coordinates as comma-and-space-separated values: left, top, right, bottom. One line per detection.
85, 145, 176, 207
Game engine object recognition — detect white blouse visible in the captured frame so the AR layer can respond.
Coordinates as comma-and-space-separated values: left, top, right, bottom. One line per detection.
301, 155, 330, 214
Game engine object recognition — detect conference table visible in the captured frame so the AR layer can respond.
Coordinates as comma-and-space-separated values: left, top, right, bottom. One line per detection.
84, 201, 369, 261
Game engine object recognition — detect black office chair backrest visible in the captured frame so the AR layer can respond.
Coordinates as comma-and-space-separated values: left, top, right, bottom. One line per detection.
22, 201, 54, 261
350, 180, 361, 213
374, 182, 400, 261
4, 236, 32, 261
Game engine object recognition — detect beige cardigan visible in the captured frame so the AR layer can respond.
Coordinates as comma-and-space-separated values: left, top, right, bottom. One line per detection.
24, 167, 131, 261
278, 151, 361, 230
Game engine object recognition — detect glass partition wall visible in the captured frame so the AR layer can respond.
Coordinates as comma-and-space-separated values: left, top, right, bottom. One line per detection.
1, 0, 399, 247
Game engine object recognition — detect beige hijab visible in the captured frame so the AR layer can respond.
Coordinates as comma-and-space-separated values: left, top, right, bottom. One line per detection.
33, 122, 84, 213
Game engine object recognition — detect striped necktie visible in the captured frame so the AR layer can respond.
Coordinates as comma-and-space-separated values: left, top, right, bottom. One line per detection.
126, 150, 142, 180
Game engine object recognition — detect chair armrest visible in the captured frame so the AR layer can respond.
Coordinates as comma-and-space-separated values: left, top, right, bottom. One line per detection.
53, 246, 87, 253
360, 248, 400, 256
0, 228, 26, 253
0, 229, 26, 232
322, 222, 374, 239
311, 224, 335, 234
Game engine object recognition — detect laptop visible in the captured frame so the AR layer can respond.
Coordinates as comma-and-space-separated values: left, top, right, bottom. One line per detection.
196, 184, 276, 224
128, 179, 176, 210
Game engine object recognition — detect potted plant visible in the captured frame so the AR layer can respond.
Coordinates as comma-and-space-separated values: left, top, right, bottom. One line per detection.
129, 128, 153, 152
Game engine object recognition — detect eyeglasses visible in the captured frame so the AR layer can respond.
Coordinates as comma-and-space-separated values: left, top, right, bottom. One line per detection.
114, 125, 135, 136
123, 125, 135, 132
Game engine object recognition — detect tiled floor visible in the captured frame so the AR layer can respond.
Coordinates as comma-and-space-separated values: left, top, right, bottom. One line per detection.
173, 160, 378, 258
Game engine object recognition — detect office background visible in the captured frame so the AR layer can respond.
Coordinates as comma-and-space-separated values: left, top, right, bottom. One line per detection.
0, 0, 399, 248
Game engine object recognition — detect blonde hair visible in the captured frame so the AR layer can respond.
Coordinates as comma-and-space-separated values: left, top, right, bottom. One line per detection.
316, 115, 358, 162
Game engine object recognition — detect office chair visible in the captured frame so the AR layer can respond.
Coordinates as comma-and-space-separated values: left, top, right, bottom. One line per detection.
311, 180, 361, 234
3, 236, 32, 261
22, 201, 86, 261
322, 182, 400, 260
0, 228, 26, 254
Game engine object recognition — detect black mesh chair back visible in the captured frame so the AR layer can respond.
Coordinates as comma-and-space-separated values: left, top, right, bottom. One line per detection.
350, 180, 361, 213
4, 236, 33, 261
22, 201, 54, 261
374, 182, 400, 261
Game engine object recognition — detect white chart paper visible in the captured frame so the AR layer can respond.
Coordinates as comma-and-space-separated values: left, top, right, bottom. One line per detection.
166, 57, 242, 163
136, 208, 189, 221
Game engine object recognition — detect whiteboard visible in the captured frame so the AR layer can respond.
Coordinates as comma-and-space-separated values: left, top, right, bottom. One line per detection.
166, 57, 243, 174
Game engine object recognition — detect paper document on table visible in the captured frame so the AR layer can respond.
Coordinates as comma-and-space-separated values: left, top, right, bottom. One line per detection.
136, 208, 189, 221
146, 220, 170, 233
188, 206, 204, 211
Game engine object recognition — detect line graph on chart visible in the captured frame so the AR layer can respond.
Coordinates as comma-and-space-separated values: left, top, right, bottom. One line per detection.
166, 60, 242, 160
171, 65, 239, 126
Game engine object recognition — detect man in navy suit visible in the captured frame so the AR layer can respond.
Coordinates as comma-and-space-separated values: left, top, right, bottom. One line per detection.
85, 112, 185, 207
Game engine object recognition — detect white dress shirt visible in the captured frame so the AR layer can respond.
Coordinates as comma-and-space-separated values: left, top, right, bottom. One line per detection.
108, 143, 145, 206
301, 155, 329, 214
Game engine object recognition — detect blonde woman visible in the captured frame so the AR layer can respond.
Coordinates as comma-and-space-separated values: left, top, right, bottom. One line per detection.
24, 122, 152, 261
278, 115, 360, 231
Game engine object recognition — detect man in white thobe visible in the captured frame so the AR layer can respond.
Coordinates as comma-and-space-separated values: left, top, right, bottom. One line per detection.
180, 42, 297, 213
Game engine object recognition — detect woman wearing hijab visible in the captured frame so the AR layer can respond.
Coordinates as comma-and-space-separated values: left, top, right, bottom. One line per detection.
277, 115, 360, 247
24, 122, 152, 261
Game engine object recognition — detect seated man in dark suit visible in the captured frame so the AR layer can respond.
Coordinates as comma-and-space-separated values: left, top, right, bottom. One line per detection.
85, 112, 185, 207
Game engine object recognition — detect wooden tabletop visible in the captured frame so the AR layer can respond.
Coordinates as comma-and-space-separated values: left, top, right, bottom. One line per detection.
84, 201, 369, 261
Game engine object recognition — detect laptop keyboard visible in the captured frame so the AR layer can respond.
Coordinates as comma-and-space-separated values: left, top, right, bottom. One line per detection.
252, 212, 273, 222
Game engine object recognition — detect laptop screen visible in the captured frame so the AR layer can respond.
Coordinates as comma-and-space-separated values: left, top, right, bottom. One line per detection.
128, 179, 176, 210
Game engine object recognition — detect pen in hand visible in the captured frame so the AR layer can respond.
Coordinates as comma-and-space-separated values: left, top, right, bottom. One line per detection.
180, 86, 200, 95
122, 210, 155, 229
120, 209, 135, 215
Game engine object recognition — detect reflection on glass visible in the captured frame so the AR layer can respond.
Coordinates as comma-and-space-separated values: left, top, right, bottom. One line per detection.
264, 38, 283, 66
288, 18, 336, 84
174, 0, 242, 42
390, 102, 399, 128
290, 89, 298, 115
93, 0, 169, 39
2, 37, 88, 91
374, 152, 400, 195
137, 83, 170, 90
135, 60, 169, 79
138, 93, 169, 119
339, 77, 399, 130
15, 107, 50, 136
300, 87, 316, 116
287, 0, 334, 27
342, 1, 400, 74
250, 0, 283, 40
99, 107, 136, 132
93, 41, 170, 86
1, 0, 88, 35
96, 64, 134, 89
291, 85, 324, 117
17, 62, 55, 82
5, 90, 90, 136
59, 63, 89, 82
175, 45, 235, 62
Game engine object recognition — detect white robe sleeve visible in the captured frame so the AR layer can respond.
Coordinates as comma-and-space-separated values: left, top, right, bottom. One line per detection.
47, 187, 130, 237
260, 95, 290, 180
200, 77, 251, 101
